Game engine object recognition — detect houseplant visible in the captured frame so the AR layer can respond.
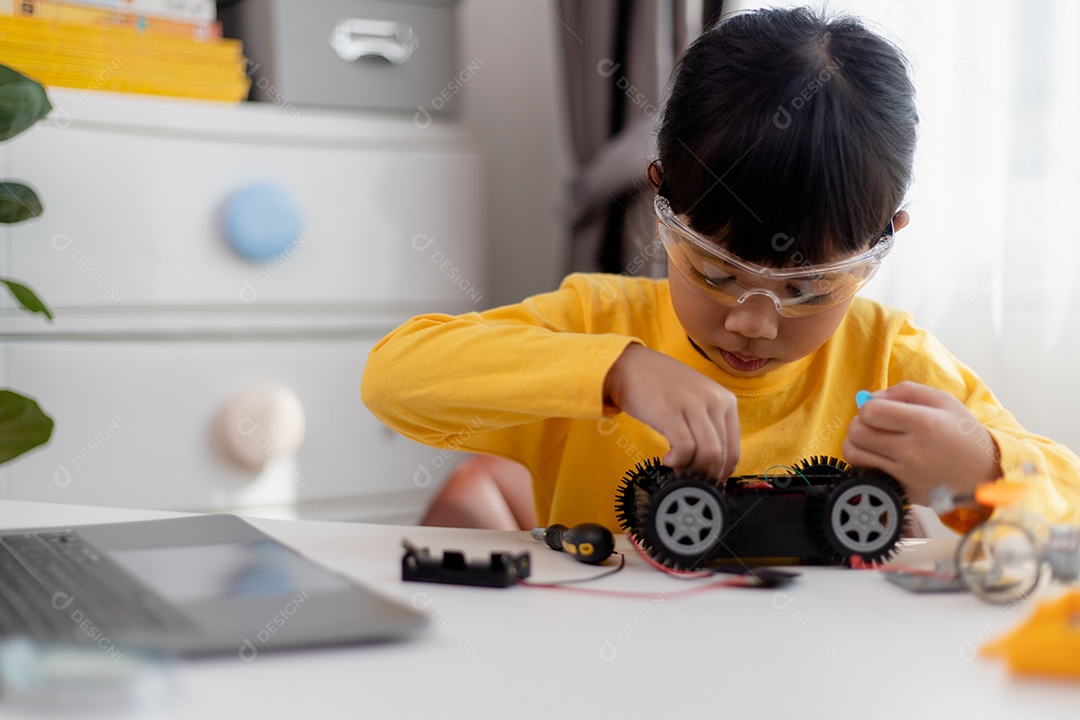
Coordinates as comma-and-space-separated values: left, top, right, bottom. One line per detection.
0, 63, 54, 464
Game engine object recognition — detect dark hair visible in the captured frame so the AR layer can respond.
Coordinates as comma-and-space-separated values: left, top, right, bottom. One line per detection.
655, 7, 917, 265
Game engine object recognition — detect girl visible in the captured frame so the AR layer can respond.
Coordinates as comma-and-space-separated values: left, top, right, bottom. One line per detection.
363, 7, 1080, 533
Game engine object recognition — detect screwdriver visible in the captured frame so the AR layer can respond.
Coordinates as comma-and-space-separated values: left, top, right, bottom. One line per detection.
530, 523, 615, 564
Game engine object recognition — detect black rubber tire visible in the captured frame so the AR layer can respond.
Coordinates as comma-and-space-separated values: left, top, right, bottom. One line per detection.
823, 473, 906, 563
615, 458, 676, 535
790, 455, 852, 485
643, 478, 727, 569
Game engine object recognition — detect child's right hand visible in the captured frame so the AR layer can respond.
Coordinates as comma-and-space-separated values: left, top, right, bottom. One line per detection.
604, 343, 740, 480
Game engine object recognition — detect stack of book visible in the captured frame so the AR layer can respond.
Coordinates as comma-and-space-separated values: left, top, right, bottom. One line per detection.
0, 0, 250, 102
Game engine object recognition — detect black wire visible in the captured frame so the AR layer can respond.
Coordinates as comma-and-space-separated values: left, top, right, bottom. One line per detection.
519, 552, 626, 586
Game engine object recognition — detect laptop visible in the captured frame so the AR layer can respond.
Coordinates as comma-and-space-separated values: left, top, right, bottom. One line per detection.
0, 514, 427, 656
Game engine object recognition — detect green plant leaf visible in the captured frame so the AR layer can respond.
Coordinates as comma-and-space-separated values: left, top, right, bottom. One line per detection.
0, 64, 52, 142
0, 390, 53, 465
0, 277, 53, 320
0, 181, 43, 223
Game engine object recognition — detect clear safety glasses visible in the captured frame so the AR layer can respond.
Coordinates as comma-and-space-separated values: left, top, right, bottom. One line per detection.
655, 195, 894, 318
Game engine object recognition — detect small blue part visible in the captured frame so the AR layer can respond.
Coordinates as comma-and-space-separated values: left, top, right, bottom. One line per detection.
224, 183, 304, 262
855, 390, 874, 409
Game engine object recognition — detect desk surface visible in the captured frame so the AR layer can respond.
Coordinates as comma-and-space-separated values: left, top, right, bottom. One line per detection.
0, 499, 1077, 720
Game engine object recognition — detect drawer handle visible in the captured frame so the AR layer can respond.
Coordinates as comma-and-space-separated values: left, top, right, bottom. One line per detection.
329, 18, 418, 64
216, 384, 307, 472
223, 183, 304, 263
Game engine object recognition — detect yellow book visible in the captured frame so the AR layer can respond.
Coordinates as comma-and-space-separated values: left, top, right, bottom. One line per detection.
4, 58, 249, 101
0, 0, 222, 40
4, 54, 248, 90
0, 38, 246, 81
0, 14, 250, 101
0, 15, 242, 64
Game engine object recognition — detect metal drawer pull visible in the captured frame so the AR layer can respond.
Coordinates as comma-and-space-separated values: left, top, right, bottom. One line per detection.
329, 18, 418, 64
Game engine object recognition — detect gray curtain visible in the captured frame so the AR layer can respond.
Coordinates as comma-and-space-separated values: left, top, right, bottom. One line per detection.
557, 0, 725, 276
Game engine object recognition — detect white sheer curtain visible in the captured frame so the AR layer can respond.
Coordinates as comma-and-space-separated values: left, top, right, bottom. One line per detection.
726, 0, 1080, 453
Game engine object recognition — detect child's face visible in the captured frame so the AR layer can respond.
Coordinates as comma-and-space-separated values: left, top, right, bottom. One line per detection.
667, 255, 855, 376
665, 210, 909, 377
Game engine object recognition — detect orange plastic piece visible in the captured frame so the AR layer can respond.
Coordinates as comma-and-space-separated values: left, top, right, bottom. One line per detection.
974, 480, 1029, 508
981, 591, 1080, 678
938, 505, 993, 534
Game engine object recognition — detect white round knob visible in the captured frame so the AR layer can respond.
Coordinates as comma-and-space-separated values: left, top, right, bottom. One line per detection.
216, 383, 306, 471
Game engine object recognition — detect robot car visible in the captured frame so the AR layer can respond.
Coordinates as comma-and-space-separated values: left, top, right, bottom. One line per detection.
616, 456, 910, 569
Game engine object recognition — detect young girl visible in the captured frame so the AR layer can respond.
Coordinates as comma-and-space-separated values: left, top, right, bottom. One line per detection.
363, 7, 1080, 533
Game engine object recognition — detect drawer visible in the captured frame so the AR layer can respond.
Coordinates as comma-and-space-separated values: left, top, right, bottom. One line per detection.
0, 336, 457, 515
1, 119, 485, 311
221, 0, 458, 113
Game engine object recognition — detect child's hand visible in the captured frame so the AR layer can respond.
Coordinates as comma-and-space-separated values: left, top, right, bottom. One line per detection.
605, 344, 740, 480
842, 381, 1001, 504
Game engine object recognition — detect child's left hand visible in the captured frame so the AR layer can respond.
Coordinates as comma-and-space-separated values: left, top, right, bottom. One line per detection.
842, 381, 1001, 505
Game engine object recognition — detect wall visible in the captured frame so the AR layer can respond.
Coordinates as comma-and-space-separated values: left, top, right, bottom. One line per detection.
456, 0, 575, 307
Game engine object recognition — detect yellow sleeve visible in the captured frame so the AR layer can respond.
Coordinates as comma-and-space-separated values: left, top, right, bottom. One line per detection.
889, 320, 1080, 528
361, 274, 640, 461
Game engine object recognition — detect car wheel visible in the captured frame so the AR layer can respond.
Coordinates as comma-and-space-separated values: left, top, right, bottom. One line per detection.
615, 457, 676, 536
790, 455, 852, 485
824, 474, 906, 563
644, 478, 727, 569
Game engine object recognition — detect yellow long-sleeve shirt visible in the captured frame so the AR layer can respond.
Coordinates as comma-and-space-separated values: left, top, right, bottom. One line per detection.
362, 273, 1080, 532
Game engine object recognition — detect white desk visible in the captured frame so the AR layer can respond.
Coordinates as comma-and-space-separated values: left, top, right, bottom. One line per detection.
0, 500, 1077, 720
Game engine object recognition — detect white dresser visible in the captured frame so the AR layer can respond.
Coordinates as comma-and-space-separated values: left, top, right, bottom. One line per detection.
0, 88, 486, 523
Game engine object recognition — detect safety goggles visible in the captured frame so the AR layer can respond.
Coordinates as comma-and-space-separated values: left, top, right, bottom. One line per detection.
655, 195, 894, 318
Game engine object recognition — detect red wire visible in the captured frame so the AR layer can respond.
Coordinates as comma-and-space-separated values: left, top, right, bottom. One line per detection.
625, 531, 714, 578
522, 576, 749, 598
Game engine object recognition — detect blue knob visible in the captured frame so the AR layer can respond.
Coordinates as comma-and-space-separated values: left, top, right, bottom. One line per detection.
224, 183, 304, 261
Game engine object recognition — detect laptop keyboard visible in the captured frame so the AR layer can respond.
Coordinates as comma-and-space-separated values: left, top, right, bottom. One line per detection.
0, 530, 190, 644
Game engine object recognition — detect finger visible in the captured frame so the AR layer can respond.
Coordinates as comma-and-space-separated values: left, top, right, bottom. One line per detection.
660, 415, 696, 469
719, 403, 740, 479
706, 400, 741, 480
874, 381, 953, 409
841, 434, 900, 477
844, 417, 902, 466
681, 406, 726, 479
858, 397, 944, 434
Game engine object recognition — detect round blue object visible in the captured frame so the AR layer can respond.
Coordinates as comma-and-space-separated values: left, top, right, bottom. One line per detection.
224, 183, 304, 262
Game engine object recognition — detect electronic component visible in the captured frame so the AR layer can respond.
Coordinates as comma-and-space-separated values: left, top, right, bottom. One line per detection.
883, 570, 966, 593
712, 567, 801, 588
529, 523, 615, 564
932, 470, 1080, 603
401, 540, 530, 588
